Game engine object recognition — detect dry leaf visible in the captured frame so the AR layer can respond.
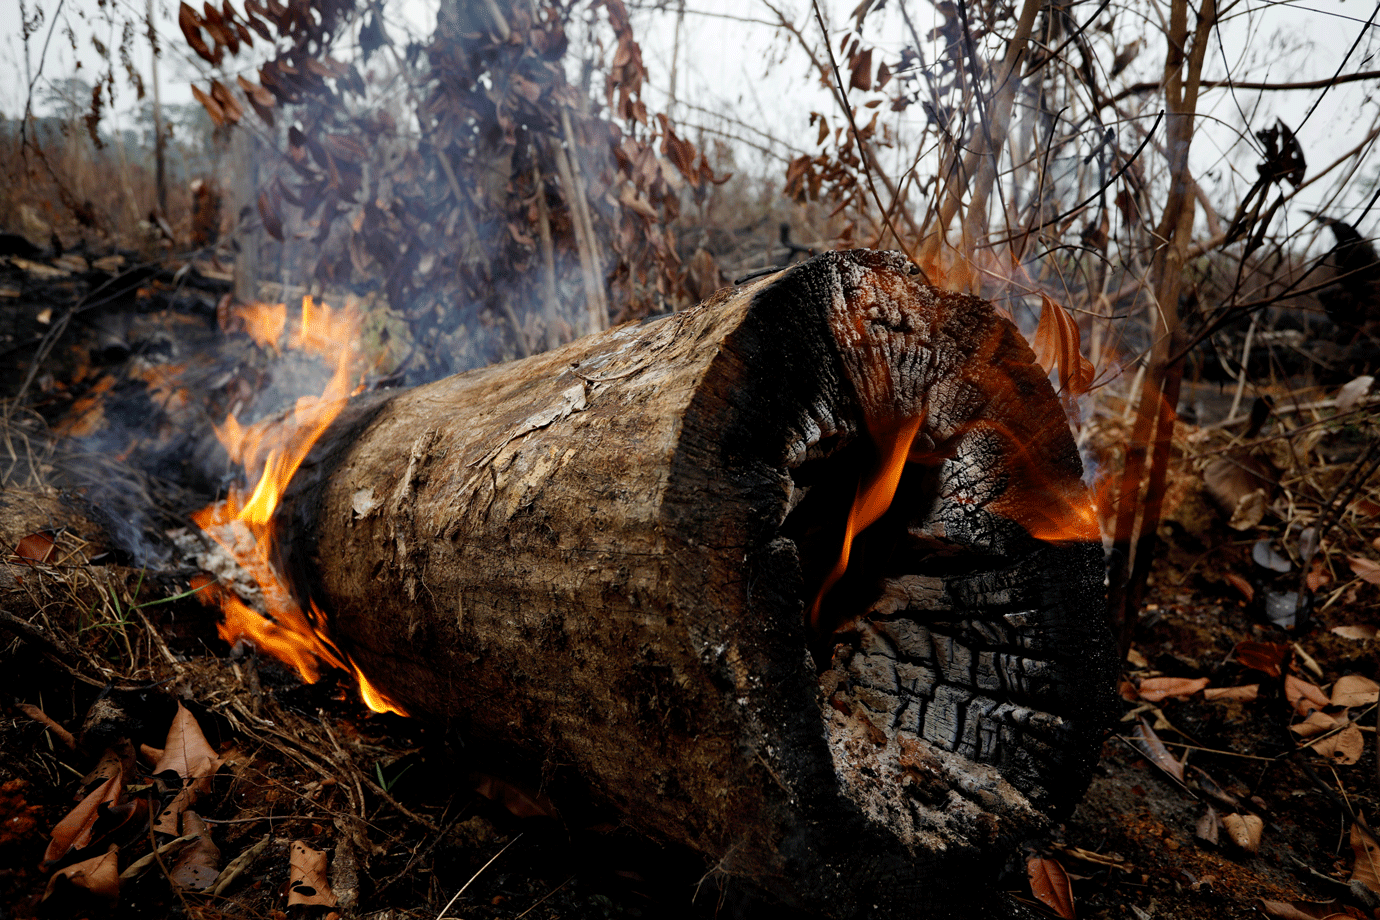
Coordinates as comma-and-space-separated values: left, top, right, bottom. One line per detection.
1350, 820, 1380, 894
1233, 641, 1288, 678
1130, 718, 1184, 783
1222, 813, 1263, 853
1349, 557, 1380, 586
42, 773, 121, 868
14, 532, 55, 563
287, 841, 337, 907
1224, 572, 1255, 602
1332, 675, 1380, 708
1292, 710, 1346, 737
42, 844, 120, 902
168, 811, 221, 890
1136, 676, 1209, 702
1204, 684, 1259, 702
1313, 725, 1365, 765
1307, 559, 1332, 591
1259, 898, 1353, 920
1332, 625, 1379, 641
1285, 674, 1331, 717
1026, 855, 1076, 919
1030, 294, 1095, 396
1195, 807, 1220, 846
151, 702, 223, 835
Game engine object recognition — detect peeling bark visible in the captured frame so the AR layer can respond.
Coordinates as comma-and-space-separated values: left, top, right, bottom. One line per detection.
276, 250, 1116, 917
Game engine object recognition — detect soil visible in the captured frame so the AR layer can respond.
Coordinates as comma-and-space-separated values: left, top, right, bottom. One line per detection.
2, 244, 1379, 920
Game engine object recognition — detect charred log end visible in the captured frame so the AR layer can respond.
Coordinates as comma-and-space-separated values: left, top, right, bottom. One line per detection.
677, 250, 1116, 909
280, 249, 1115, 919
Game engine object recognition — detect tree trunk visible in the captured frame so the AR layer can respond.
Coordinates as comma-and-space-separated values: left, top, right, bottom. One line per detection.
277, 250, 1116, 917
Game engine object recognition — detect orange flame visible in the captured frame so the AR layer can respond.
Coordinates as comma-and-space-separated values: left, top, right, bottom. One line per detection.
808, 415, 925, 632
193, 297, 407, 717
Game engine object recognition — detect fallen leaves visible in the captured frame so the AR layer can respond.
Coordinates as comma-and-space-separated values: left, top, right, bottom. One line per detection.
1135, 676, 1210, 702
1232, 641, 1289, 678
43, 844, 120, 903
287, 840, 337, 907
1351, 820, 1380, 895
1285, 675, 1331, 717
151, 702, 224, 835
1347, 557, 1380, 586
1222, 813, 1263, 853
1331, 675, 1380, 708
1026, 855, 1076, 919
1130, 718, 1184, 783
1312, 725, 1365, 765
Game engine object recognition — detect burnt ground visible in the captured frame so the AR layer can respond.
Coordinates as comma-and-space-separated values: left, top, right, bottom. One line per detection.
2, 244, 1379, 920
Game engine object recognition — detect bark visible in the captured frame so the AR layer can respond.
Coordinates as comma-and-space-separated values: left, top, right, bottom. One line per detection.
277, 250, 1116, 917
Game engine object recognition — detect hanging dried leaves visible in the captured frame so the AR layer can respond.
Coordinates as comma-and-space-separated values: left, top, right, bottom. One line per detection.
1030, 294, 1095, 396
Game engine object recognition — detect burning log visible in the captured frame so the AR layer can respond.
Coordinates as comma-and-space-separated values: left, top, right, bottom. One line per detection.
263, 250, 1114, 916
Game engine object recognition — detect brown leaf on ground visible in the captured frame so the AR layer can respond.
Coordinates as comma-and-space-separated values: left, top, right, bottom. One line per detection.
1259, 898, 1353, 920
1224, 572, 1255, 602
168, 811, 221, 890
1222, 813, 1263, 853
1314, 725, 1366, 765
1332, 625, 1378, 641
42, 844, 120, 902
1136, 676, 1210, 702
1307, 559, 1332, 591
1195, 807, 1220, 845
1130, 718, 1184, 783
1233, 641, 1289, 677
79, 740, 135, 799
42, 773, 121, 868
1348, 557, 1380, 586
14, 532, 55, 563
1204, 684, 1260, 702
151, 702, 223, 835
287, 841, 337, 907
1285, 674, 1332, 717
1350, 820, 1380, 894
1331, 675, 1380, 708
1026, 855, 1076, 919
1292, 710, 1347, 737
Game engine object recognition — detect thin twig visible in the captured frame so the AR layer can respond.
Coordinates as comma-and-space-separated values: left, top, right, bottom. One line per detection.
435, 834, 524, 920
